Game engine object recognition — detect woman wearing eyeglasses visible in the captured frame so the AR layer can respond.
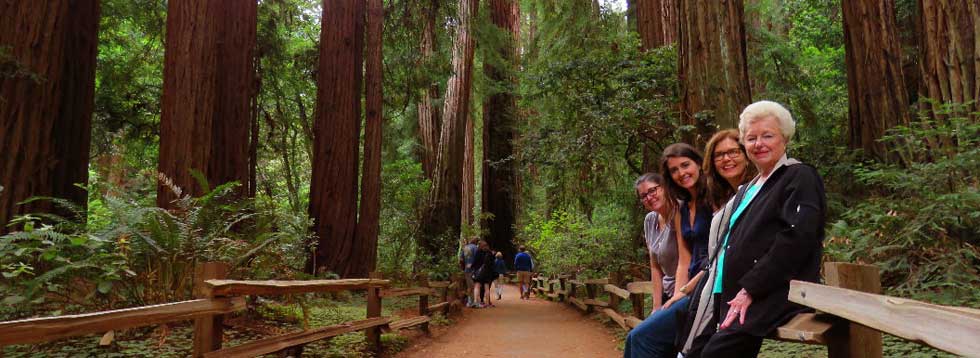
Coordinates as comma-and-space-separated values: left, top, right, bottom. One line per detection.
623, 173, 692, 358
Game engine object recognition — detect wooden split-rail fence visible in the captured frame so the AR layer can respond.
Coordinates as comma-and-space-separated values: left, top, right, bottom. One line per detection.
0, 263, 467, 358
531, 262, 980, 358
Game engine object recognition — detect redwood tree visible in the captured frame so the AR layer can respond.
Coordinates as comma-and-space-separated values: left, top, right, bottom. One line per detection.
353, 0, 384, 277
420, 0, 479, 258
0, 0, 100, 231
158, 0, 256, 208
418, 0, 442, 179
677, 0, 752, 145
482, 0, 520, 258
917, 0, 978, 118
635, 0, 676, 49
307, 0, 365, 276
842, 0, 910, 161
634, 0, 676, 172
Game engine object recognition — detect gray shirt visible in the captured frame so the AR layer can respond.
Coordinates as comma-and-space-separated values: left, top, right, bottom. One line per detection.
644, 211, 678, 297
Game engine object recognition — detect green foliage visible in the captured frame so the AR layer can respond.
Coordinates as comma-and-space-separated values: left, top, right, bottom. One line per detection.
827, 107, 980, 301
377, 160, 430, 277
520, 202, 637, 275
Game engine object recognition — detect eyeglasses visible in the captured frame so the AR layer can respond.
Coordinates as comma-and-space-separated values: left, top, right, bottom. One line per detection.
713, 148, 743, 162
638, 185, 661, 202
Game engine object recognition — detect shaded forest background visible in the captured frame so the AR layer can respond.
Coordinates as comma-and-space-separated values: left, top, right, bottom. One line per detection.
0, 0, 978, 324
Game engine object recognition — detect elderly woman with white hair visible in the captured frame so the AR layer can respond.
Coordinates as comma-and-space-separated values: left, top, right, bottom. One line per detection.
695, 100, 827, 357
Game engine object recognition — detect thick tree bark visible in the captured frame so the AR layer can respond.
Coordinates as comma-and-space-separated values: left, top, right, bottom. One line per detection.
917, 0, 979, 118
636, 0, 677, 50
354, 0, 384, 277
677, 0, 752, 145
0, 0, 100, 231
461, 112, 475, 228
417, 0, 442, 179
843, 0, 910, 161
158, 0, 256, 208
420, 0, 479, 258
307, 0, 365, 277
482, 0, 520, 259
635, 0, 677, 173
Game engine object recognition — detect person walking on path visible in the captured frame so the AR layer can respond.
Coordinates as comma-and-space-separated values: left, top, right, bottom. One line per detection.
514, 245, 534, 299
492, 251, 508, 300
472, 240, 498, 308
459, 238, 479, 307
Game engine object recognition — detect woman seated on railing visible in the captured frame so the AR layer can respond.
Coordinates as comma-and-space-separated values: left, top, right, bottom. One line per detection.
678, 128, 755, 356
697, 101, 827, 358
623, 172, 691, 358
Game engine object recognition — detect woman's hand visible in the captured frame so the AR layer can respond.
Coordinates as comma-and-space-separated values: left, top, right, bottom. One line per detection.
720, 288, 753, 330
661, 292, 686, 310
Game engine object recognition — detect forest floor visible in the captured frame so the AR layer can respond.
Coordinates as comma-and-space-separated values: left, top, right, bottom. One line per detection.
396, 283, 622, 358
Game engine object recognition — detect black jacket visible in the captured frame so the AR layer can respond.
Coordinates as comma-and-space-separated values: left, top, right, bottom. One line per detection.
719, 159, 826, 336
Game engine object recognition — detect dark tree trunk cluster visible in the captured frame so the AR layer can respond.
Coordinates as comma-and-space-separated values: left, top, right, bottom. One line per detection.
677, 0, 752, 146
482, 0, 520, 259
158, 0, 256, 208
0, 0, 100, 232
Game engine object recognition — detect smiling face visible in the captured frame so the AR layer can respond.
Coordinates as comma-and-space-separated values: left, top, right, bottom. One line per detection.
636, 181, 665, 213
742, 116, 787, 176
667, 156, 700, 194
712, 137, 748, 185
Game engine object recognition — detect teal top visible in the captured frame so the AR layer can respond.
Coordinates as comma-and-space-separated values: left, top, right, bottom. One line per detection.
713, 183, 762, 294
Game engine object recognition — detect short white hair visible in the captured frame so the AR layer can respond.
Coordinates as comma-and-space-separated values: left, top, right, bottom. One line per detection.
738, 100, 795, 142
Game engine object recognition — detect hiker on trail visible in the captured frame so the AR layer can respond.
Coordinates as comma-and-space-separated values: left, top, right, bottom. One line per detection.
623, 172, 692, 358
472, 240, 498, 308
698, 101, 826, 358
460, 238, 479, 307
514, 245, 534, 299
678, 129, 754, 357
493, 251, 507, 300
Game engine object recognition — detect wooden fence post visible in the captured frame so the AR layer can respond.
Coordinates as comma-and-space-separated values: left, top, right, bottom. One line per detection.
630, 288, 645, 321
824, 262, 883, 358
558, 276, 567, 302
366, 272, 383, 355
192, 262, 230, 358
608, 272, 622, 309
418, 276, 430, 334
585, 281, 596, 314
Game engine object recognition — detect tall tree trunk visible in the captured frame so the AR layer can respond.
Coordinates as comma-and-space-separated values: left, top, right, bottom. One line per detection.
635, 0, 677, 173
417, 0, 442, 179
482, 0, 520, 259
461, 112, 475, 229
158, 0, 256, 208
307, 0, 365, 277
354, 0, 384, 277
0, 0, 100, 232
918, 0, 979, 118
677, 0, 752, 145
842, 0, 910, 161
636, 0, 677, 50
420, 0, 479, 259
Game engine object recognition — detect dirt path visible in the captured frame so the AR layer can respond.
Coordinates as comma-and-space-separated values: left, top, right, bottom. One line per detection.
396, 283, 622, 358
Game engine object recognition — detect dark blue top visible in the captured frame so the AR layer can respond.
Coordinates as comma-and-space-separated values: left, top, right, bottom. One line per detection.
494, 258, 507, 275
680, 200, 711, 278
514, 252, 534, 271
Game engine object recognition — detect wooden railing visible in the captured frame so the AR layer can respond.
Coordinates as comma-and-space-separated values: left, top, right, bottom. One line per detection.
0, 263, 465, 357
531, 262, 980, 358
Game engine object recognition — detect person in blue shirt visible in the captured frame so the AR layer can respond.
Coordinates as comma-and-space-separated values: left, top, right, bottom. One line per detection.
514, 246, 534, 299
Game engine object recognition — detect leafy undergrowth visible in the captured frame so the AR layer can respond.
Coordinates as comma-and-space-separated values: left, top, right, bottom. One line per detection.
1, 293, 438, 357
759, 334, 957, 358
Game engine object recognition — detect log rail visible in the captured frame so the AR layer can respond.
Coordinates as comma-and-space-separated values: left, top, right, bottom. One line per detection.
530, 262, 978, 358
0, 263, 467, 357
